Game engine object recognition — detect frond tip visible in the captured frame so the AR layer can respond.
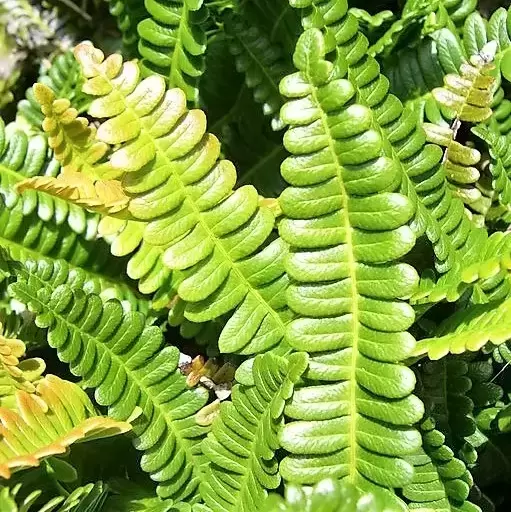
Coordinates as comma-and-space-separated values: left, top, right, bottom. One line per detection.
0, 375, 132, 479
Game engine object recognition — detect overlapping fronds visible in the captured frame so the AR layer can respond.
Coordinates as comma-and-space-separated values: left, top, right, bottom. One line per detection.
0, 118, 100, 238
200, 352, 308, 511
277, 29, 423, 507
15, 84, 130, 217
137, 0, 208, 104
0, 482, 108, 512
414, 297, 511, 359
411, 230, 511, 305
0, 322, 44, 409
289, 0, 477, 276
8, 259, 209, 501
0, 375, 131, 479
403, 417, 478, 512
16, 52, 90, 131
73, 41, 292, 355
263, 479, 381, 512
224, 13, 291, 130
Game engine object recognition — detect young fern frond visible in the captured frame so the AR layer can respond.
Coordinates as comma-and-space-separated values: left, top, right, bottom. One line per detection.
224, 13, 291, 131
8, 259, 209, 501
137, 0, 208, 104
16, 52, 90, 132
16, 84, 130, 217
414, 297, 511, 359
200, 352, 308, 511
73, 41, 292, 356
423, 44, 496, 208
403, 417, 479, 512
0, 322, 45, 409
0, 375, 132, 479
277, 29, 423, 506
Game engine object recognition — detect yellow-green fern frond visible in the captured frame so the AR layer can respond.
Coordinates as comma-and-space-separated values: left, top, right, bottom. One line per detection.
15, 84, 131, 216
16, 172, 130, 217
0, 322, 45, 409
72, 41, 292, 356
423, 41, 497, 208
0, 375, 132, 479
432, 43, 497, 123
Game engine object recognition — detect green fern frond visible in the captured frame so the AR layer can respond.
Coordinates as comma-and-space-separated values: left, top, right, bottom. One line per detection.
73, 41, 292, 355
368, 0, 434, 58
403, 417, 479, 512
0, 481, 107, 512
0, 119, 100, 238
137, 0, 208, 104
411, 230, 511, 305
107, 0, 148, 58
414, 298, 511, 359
8, 260, 209, 502
263, 478, 381, 512
277, 29, 422, 506
106, 478, 176, 512
0, 321, 45, 409
419, 358, 476, 448
224, 13, 291, 131
16, 52, 90, 132
472, 125, 511, 223
200, 352, 308, 511
0, 374, 132, 479
290, 0, 478, 276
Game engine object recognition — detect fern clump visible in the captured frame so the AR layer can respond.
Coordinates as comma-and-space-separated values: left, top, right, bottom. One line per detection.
2, 0, 511, 510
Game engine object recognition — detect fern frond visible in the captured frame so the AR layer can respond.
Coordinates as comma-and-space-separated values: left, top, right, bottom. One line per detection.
277, 29, 423, 506
0, 481, 107, 512
73, 41, 292, 355
106, 479, 176, 512
290, 0, 477, 276
16, 52, 90, 132
0, 375, 131, 479
414, 298, 511, 359
264, 479, 381, 512
137, 0, 208, 104
8, 260, 209, 501
472, 125, 511, 222
403, 417, 479, 512
17, 173, 130, 217
200, 352, 308, 511
431, 45, 495, 123
368, 0, 434, 58
420, 358, 476, 448
224, 13, 291, 131
107, 0, 148, 58
0, 322, 45, 409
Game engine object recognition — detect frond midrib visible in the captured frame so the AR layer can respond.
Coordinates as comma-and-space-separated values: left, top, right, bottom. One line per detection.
310, 82, 359, 481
